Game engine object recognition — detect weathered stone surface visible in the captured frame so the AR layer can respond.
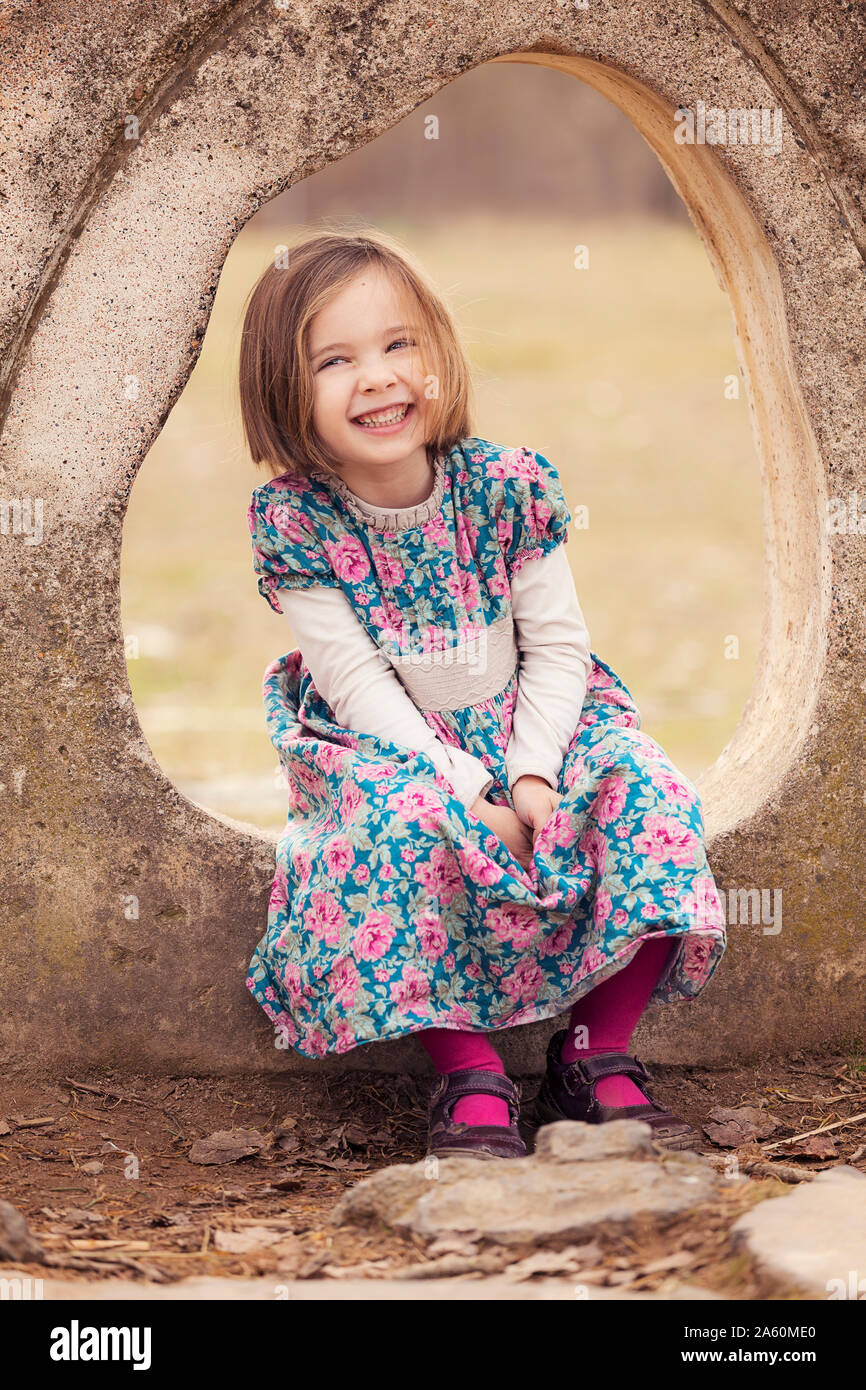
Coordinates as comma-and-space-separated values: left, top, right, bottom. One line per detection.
731, 1164, 866, 1298
533, 1118, 655, 1161
335, 1120, 721, 1245
2, 3, 866, 1076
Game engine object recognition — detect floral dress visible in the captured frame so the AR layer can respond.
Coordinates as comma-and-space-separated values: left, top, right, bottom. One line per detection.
246, 435, 727, 1058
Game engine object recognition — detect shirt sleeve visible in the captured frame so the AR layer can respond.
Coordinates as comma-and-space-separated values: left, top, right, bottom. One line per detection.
278, 584, 495, 810
499, 446, 572, 582
248, 486, 340, 615
504, 544, 593, 791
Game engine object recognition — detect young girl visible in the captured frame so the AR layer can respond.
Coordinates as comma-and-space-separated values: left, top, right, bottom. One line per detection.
240, 228, 726, 1161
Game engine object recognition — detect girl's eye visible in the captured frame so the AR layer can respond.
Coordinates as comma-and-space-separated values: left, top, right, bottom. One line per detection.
316, 338, 415, 370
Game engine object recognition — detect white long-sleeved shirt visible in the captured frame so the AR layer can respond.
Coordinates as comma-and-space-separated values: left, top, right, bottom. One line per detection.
276, 544, 592, 810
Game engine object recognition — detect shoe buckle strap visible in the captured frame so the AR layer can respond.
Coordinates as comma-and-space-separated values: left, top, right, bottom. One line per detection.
429, 1069, 520, 1125
440, 1069, 517, 1102
572, 1052, 653, 1086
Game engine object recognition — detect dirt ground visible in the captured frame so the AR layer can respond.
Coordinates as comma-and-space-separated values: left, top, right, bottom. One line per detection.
2, 1048, 864, 1297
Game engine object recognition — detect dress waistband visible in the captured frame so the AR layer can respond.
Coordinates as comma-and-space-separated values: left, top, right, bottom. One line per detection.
383, 611, 518, 712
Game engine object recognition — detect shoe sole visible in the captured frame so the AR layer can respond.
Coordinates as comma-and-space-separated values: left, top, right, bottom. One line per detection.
425, 1147, 502, 1161
520, 1097, 701, 1152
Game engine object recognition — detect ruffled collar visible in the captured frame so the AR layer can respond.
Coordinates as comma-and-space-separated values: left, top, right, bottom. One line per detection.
310, 449, 447, 532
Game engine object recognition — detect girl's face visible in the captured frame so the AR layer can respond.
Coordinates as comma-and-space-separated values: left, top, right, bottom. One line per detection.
306, 267, 432, 477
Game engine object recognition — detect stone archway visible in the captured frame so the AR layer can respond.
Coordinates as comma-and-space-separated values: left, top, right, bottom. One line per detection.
2, 2, 864, 1078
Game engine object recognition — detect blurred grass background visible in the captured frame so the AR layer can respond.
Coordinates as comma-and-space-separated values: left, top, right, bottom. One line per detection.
120, 63, 761, 834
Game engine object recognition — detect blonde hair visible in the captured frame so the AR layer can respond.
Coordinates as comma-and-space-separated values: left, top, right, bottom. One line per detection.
238, 225, 475, 480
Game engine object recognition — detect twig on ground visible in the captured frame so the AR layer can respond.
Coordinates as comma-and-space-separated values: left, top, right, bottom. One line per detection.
739, 1158, 815, 1184
762, 1111, 866, 1153
769, 1090, 866, 1106
63, 1078, 152, 1108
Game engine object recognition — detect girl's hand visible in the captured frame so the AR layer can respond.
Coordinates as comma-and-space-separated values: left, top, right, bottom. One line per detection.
469, 797, 535, 871
511, 774, 562, 847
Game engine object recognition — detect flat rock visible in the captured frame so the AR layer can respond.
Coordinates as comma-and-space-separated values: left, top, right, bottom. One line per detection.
334, 1120, 720, 1246
731, 1164, 866, 1297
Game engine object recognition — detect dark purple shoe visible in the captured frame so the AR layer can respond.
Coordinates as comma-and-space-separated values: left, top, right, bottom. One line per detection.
426, 1068, 527, 1160
521, 1029, 700, 1152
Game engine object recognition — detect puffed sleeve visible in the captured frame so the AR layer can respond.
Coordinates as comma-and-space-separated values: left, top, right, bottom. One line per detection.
497, 446, 572, 581
248, 485, 339, 615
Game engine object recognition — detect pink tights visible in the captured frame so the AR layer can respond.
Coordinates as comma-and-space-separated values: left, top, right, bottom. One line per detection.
418, 1029, 510, 1127
558, 935, 676, 1104
418, 936, 676, 1126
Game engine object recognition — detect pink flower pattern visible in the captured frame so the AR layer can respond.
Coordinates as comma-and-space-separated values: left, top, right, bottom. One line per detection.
245, 437, 726, 1056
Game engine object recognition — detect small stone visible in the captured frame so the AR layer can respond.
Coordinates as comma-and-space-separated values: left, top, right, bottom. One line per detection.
0, 1201, 45, 1262
534, 1119, 655, 1161
731, 1164, 866, 1296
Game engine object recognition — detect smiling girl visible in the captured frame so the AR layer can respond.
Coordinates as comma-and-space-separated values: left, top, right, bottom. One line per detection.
240, 227, 726, 1160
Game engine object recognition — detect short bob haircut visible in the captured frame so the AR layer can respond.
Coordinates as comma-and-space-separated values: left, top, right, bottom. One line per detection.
238, 224, 476, 481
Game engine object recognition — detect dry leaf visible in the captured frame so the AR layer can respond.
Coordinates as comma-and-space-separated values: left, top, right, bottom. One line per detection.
783, 1134, 838, 1160
703, 1105, 780, 1147
188, 1128, 268, 1165
213, 1226, 289, 1254
343, 1123, 371, 1148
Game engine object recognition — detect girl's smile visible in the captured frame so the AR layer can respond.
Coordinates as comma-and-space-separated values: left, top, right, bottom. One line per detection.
352, 400, 416, 433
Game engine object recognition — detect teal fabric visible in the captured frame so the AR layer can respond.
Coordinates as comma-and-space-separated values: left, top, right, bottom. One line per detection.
245, 436, 726, 1057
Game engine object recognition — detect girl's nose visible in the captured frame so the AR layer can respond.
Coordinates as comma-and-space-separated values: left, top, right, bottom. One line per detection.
357, 357, 398, 392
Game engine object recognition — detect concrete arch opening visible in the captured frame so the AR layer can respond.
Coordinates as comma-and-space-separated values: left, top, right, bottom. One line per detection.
120, 59, 765, 840
1, 8, 855, 1079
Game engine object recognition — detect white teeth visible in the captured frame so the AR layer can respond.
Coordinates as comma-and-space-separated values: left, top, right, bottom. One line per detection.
356, 403, 409, 427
